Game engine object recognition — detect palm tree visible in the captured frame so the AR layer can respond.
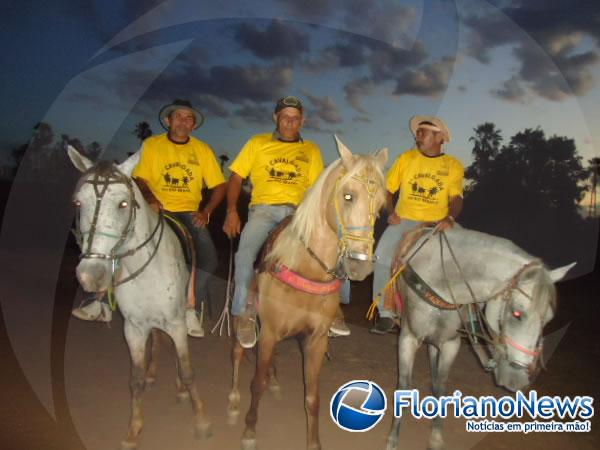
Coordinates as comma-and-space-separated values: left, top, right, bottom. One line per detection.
588, 157, 600, 217
133, 121, 153, 142
218, 154, 229, 170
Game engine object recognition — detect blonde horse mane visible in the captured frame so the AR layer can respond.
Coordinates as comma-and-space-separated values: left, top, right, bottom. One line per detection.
267, 153, 385, 268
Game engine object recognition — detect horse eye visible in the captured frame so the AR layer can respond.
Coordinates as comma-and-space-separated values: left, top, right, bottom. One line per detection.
344, 193, 353, 201
119, 200, 129, 209
512, 310, 522, 320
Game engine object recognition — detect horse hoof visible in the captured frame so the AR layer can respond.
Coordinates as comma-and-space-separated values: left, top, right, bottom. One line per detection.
241, 437, 257, 450
145, 377, 155, 389
176, 391, 190, 402
268, 384, 282, 400
194, 422, 212, 440
227, 409, 240, 426
120, 439, 138, 450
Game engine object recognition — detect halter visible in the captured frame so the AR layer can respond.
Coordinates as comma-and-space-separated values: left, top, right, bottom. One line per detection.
73, 164, 165, 308
303, 166, 380, 279
438, 231, 544, 374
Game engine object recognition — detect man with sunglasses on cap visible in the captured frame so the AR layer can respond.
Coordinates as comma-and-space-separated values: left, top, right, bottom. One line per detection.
370, 115, 464, 334
223, 96, 350, 348
72, 99, 226, 338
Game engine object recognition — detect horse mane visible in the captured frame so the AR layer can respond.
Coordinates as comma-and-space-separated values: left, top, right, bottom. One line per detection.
267, 153, 385, 268
524, 264, 558, 316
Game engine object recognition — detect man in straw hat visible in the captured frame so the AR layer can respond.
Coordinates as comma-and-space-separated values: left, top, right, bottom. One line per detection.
370, 115, 464, 334
72, 99, 226, 337
223, 95, 351, 348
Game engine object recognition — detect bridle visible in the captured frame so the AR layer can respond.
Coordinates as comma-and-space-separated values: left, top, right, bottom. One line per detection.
438, 231, 545, 374
73, 164, 164, 306
302, 166, 381, 279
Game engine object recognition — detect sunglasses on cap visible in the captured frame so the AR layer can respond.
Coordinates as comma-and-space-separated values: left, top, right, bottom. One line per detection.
275, 96, 303, 113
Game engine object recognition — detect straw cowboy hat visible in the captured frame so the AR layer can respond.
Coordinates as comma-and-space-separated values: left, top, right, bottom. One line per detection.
409, 115, 451, 142
159, 99, 205, 130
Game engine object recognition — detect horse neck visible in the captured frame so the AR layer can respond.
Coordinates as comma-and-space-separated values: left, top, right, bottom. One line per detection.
127, 186, 160, 249
417, 229, 535, 304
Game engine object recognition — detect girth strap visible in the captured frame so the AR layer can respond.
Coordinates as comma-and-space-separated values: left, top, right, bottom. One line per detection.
402, 263, 459, 310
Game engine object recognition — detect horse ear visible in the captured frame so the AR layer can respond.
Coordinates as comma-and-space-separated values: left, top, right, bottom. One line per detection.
67, 145, 93, 172
117, 151, 141, 176
334, 135, 353, 170
548, 262, 576, 282
374, 147, 388, 169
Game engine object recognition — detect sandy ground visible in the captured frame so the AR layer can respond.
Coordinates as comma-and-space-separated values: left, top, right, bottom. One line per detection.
1, 247, 599, 450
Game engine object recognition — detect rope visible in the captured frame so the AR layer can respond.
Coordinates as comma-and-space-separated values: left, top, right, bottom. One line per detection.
366, 224, 440, 321
212, 237, 234, 336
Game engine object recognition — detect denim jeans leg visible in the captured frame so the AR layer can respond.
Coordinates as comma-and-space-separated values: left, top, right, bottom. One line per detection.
373, 219, 420, 318
231, 205, 294, 317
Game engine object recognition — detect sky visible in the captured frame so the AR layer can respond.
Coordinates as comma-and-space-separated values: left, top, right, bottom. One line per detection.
2, 0, 600, 172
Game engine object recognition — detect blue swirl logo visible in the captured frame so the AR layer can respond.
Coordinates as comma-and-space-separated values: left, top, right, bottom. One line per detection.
330, 380, 387, 432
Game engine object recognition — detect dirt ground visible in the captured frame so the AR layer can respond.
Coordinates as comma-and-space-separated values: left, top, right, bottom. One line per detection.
1, 244, 599, 450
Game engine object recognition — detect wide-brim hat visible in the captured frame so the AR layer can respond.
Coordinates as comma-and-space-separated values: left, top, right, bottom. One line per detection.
409, 115, 451, 142
159, 99, 205, 131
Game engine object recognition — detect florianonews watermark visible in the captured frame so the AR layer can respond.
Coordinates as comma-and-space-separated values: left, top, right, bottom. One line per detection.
330, 382, 594, 434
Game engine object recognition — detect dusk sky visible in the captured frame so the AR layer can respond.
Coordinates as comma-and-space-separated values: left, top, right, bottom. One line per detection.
2, 0, 600, 170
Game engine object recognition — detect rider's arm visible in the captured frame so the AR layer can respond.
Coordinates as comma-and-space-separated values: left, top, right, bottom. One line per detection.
133, 177, 162, 210
222, 172, 244, 238
202, 182, 226, 215
447, 195, 463, 221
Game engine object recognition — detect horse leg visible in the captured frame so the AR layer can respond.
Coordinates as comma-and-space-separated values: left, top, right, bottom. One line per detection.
121, 325, 150, 450
227, 339, 245, 425
267, 357, 282, 400
427, 338, 460, 450
303, 333, 328, 450
242, 332, 277, 450
387, 330, 419, 450
145, 329, 160, 388
170, 326, 212, 439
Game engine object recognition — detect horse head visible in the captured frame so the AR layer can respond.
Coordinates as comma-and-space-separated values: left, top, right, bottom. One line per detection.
68, 146, 143, 293
326, 136, 388, 280
485, 261, 575, 391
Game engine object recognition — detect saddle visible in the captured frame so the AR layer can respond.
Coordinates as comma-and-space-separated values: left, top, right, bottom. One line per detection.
383, 225, 459, 313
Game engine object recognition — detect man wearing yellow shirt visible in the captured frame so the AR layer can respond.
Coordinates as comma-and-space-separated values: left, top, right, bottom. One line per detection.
370, 116, 464, 334
223, 96, 349, 348
72, 99, 226, 338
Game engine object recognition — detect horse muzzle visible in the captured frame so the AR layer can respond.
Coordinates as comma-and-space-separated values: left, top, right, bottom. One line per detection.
340, 253, 375, 281
493, 358, 532, 392
76, 259, 111, 292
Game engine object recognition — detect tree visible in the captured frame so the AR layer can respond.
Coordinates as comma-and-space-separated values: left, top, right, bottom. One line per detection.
462, 124, 589, 266
134, 121, 153, 142
85, 142, 103, 161
588, 157, 600, 217
218, 154, 229, 170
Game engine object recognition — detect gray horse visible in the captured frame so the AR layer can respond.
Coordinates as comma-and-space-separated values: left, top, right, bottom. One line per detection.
68, 147, 211, 449
386, 226, 575, 450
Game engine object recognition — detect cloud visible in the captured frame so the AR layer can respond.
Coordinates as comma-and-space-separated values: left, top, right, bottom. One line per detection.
491, 75, 527, 103
304, 94, 342, 124
196, 94, 229, 118
234, 103, 272, 124
233, 20, 310, 60
464, 0, 600, 101
344, 77, 375, 113
393, 57, 455, 97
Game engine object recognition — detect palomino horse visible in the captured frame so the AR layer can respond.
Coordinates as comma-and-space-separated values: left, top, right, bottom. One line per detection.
227, 137, 387, 450
386, 226, 575, 450
67, 147, 211, 449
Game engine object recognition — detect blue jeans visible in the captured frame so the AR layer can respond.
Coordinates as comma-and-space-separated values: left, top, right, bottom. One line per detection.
231, 204, 350, 316
372, 219, 421, 318
169, 211, 217, 307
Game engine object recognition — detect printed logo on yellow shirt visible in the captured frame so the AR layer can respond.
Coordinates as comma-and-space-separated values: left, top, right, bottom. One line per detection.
160, 162, 195, 193
407, 173, 444, 205
265, 157, 303, 185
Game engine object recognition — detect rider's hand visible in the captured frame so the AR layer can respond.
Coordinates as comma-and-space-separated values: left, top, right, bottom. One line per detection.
193, 210, 210, 228
223, 209, 241, 238
436, 215, 455, 231
387, 212, 402, 225
149, 199, 163, 214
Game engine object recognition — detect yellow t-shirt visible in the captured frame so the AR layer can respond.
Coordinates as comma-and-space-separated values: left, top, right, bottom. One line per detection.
132, 134, 225, 212
229, 133, 324, 206
386, 149, 464, 221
